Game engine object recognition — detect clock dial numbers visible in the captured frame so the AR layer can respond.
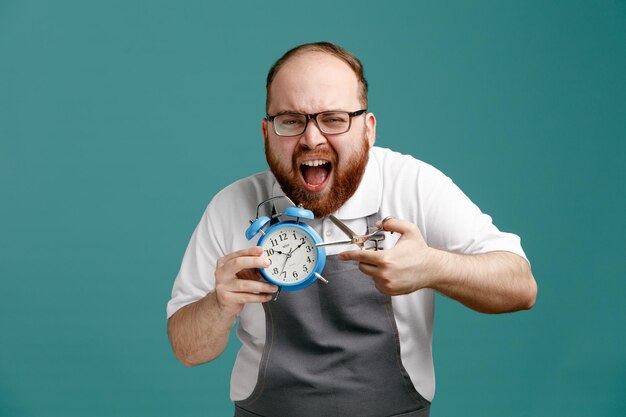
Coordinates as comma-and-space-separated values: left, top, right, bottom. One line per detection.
261, 226, 317, 284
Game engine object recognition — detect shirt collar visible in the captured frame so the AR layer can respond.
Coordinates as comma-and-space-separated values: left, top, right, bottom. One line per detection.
269, 147, 381, 221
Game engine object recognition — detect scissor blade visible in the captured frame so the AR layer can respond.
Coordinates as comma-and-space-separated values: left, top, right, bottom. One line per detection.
315, 240, 353, 247
328, 215, 358, 240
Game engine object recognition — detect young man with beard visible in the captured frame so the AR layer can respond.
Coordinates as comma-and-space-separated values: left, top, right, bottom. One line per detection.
167, 42, 537, 417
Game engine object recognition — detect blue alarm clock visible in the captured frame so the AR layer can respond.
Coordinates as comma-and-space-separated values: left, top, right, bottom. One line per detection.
245, 197, 328, 291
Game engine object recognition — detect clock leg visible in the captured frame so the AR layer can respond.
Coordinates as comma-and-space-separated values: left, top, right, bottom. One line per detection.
314, 272, 329, 284
270, 287, 282, 302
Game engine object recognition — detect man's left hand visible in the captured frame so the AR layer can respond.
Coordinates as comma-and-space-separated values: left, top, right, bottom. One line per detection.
339, 218, 441, 296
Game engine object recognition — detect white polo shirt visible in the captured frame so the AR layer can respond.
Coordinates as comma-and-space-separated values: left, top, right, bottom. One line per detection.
167, 146, 527, 402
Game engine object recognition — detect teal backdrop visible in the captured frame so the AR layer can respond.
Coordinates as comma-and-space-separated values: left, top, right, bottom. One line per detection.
1, 1, 625, 416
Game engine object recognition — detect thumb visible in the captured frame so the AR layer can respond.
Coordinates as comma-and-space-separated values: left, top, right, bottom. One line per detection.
377, 217, 420, 238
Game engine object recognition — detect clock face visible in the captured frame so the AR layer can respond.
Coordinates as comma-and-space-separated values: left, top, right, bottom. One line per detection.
260, 225, 318, 285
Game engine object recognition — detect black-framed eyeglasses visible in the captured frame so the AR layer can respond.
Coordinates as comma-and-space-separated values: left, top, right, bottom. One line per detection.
266, 109, 367, 137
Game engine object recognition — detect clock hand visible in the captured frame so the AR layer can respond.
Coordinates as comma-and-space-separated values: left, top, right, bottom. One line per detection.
291, 240, 307, 254
279, 247, 293, 274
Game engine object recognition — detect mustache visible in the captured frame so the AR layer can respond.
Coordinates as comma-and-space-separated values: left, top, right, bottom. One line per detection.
292, 145, 337, 163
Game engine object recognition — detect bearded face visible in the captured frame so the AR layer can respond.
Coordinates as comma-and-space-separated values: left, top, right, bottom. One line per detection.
263, 51, 375, 215
265, 135, 370, 218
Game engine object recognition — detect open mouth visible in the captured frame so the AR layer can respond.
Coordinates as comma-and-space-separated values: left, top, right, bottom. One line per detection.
299, 159, 333, 192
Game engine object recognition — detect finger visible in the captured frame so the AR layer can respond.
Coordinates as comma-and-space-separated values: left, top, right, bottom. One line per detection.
338, 249, 381, 266
218, 246, 264, 267
220, 291, 275, 305
356, 261, 380, 278
220, 254, 272, 277
222, 277, 279, 294
376, 217, 419, 238
347, 262, 391, 294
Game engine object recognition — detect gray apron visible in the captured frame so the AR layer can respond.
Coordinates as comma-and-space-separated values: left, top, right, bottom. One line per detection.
235, 214, 430, 417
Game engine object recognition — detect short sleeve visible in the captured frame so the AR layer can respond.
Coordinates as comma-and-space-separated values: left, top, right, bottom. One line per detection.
166, 200, 227, 319
417, 163, 527, 260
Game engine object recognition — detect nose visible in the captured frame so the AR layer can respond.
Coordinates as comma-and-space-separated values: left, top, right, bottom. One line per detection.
300, 117, 328, 149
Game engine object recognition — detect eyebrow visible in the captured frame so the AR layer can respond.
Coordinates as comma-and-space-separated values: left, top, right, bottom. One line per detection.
270, 109, 347, 116
272, 110, 302, 116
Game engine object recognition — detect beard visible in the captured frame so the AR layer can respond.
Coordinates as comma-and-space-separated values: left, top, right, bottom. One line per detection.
265, 136, 370, 218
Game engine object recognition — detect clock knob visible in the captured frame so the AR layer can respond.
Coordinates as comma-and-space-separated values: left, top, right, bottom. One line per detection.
284, 206, 314, 220
245, 216, 271, 240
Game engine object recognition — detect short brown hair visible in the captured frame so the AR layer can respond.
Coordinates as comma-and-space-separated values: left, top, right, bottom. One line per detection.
265, 42, 368, 112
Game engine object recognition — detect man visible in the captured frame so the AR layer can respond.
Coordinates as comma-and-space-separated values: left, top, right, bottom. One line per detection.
167, 42, 537, 417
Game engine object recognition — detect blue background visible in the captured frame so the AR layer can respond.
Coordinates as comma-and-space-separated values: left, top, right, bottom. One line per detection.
1, 1, 625, 416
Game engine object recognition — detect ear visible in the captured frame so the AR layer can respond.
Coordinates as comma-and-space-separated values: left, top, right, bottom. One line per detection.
262, 117, 269, 141
365, 112, 376, 148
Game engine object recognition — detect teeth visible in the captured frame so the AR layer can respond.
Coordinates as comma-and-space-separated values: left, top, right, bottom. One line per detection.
301, 160, 329, 167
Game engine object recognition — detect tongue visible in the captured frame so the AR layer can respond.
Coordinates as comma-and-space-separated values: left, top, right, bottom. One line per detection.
302, 165, 328, 186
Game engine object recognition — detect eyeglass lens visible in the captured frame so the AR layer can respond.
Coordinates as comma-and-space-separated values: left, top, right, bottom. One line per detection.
274, 112, 351, 136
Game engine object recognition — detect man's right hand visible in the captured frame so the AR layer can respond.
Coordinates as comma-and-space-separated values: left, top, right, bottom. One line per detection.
214, 246, 279, 317
168, 246, 279, 367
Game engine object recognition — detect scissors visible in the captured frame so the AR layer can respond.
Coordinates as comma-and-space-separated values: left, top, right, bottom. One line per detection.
315, 215, 393, 251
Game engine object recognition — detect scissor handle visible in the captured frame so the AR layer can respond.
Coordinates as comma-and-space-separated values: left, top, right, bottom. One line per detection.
321, 215, 391, 250
380, 216, 394, 230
